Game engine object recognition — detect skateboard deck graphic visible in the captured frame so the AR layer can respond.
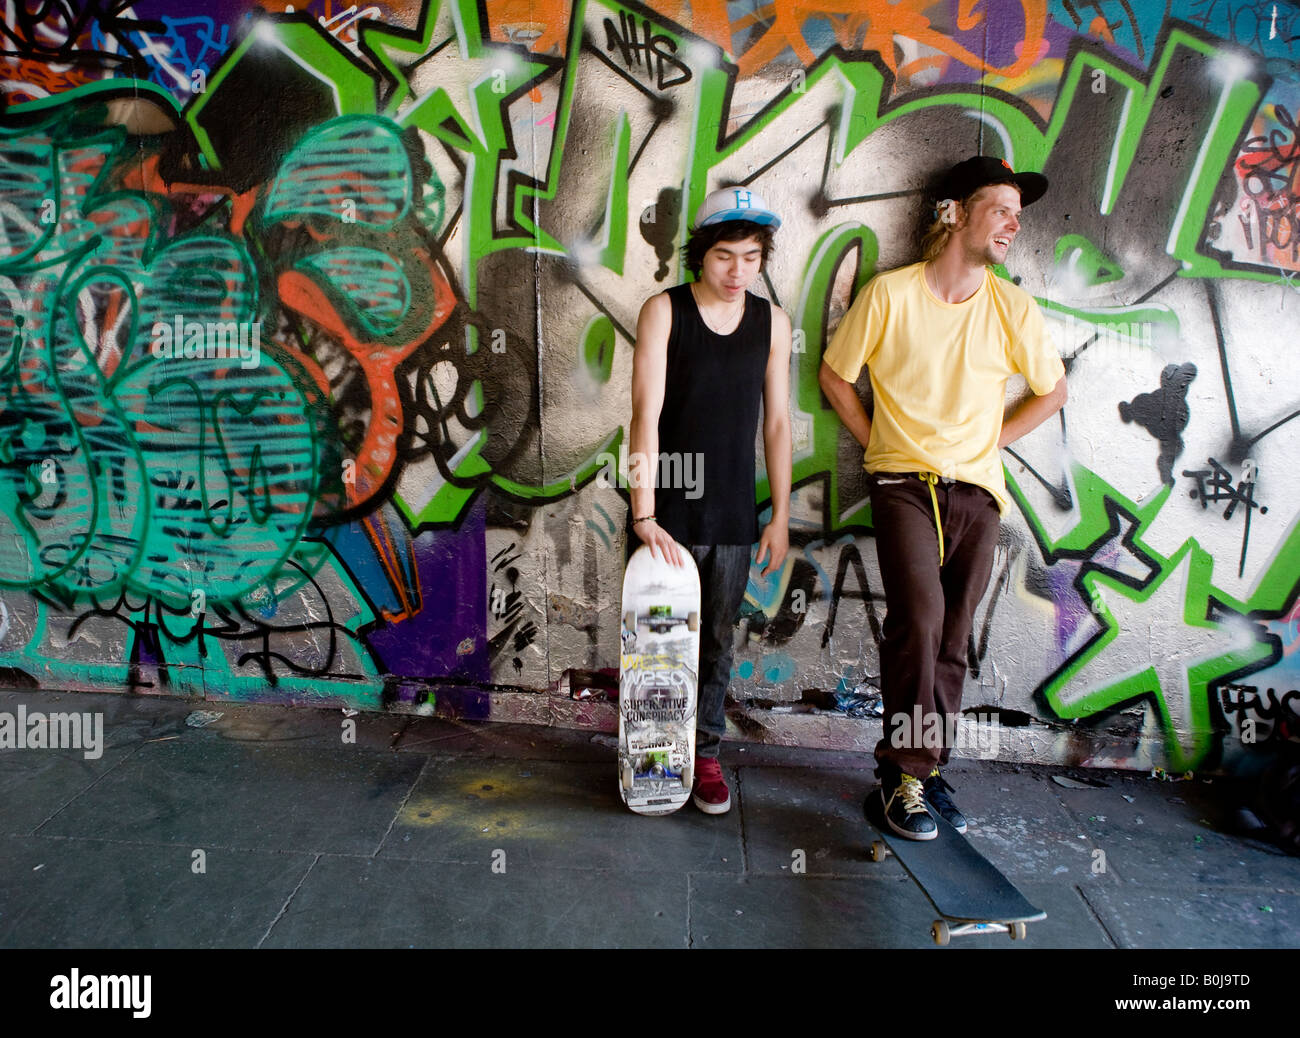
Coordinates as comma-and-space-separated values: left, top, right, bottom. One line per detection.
864, 790, 1046, 944
618, 545, 700, 816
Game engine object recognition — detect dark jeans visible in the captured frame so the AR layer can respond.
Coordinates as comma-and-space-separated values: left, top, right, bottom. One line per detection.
689, 544, 751, 760
869, 474, 1000, 778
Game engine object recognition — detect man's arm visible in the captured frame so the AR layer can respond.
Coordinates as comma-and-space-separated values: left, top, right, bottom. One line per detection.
629, 293, 684, 566
998, 374, 1067, 448
818, 360, 872, 450
756, 307, 793, 577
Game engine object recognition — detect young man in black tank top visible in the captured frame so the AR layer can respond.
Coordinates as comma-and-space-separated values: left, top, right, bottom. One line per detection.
629, 187, 793, 814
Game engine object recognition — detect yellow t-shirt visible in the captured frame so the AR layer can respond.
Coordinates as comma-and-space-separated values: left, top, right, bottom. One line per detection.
823, 261, 1065, 514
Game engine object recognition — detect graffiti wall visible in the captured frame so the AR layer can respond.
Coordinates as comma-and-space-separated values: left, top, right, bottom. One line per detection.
2, 0, 1299, 773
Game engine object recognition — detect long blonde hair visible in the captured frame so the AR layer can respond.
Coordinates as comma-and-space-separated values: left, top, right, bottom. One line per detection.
920, 215, 951, 261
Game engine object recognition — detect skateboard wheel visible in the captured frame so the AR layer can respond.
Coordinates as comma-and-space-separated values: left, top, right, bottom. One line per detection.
868, 840, 887, 863
623, 611, 636, 633
931, 920, 950, 946
687, 611, 699, 632
621, 764, 633, 790
1010, 922, 1027, 941
682, 762, 693, 789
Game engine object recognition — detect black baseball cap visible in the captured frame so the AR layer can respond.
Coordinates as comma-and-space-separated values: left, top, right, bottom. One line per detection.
936, 156, 1048, 207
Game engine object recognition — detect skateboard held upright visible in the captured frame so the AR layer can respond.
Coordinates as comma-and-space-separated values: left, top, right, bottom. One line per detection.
618, 545, 700, 816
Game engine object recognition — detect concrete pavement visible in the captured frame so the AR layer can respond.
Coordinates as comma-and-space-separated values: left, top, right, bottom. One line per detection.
1, 688, 1297, 949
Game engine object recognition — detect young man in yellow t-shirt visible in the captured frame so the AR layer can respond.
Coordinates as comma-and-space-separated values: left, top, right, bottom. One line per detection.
818, 156, 1067, 840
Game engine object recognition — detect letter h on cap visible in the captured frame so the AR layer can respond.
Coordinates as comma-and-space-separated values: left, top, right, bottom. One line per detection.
733, 189, 753, 208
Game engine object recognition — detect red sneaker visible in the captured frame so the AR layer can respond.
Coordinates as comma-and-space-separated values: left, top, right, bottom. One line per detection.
692, 756, 731, 814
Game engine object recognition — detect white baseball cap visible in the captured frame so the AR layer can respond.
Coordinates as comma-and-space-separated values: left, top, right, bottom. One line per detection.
693, 186, 782, 230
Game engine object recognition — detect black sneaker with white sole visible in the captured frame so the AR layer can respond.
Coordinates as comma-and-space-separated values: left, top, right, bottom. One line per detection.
923, 768, 968, 833
871, 772, 937, 840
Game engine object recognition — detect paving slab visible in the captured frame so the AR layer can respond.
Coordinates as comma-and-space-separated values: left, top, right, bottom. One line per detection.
0, 689, 196, 744
688, 874, 1114, 949
35, 735, 426, 855
405, 721, 617, 762
738, 763, 1114, 883
954, 768, 1112, 883
1053, 774, 1300, 888
187, 701, 409, 752
1080, 885, 1300, 948
380, 758, 744, 873
262, 854, 686, 948
725, 741, 878, 770
0, 690, 202, 835
389, 716, 532, 754
0, 834, 313, 948
0, 688, 408, 753
0, 741, 140, 836
739, 766, 892, 876
1000, 881, 1115, 949
689, 874, 933, 948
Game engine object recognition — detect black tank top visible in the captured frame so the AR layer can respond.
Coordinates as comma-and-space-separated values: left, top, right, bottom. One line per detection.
654, 283, 771, 545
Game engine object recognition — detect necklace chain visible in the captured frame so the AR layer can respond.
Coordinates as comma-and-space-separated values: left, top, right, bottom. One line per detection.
691, 285, 744, 334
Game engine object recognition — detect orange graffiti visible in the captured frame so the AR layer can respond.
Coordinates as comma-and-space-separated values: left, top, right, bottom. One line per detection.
487, 0, 1046, 82
122, 154, 261, 236
662, 0, 734, 52
956, 0, 984, 32
277, 248, 454, 510
897, 54, 948, 83
731, 0, 1048, 80
487, 0, 570, 53
279, 247, 453, 622
0, 57, 95, 100
1089, 15, 1117, 44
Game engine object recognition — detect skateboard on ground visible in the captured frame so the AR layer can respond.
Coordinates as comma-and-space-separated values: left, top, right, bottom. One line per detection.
864, 788, 1046, 945
618, 545, 700, 816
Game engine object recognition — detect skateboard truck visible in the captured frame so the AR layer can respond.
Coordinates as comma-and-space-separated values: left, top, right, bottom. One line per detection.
930, 918, 1028, 945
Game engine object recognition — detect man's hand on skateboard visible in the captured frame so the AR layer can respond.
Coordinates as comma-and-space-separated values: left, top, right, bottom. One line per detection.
634, 518, 686, 568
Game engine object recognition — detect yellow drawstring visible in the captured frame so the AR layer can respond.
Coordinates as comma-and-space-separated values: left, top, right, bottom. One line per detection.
918, 472, 944, 566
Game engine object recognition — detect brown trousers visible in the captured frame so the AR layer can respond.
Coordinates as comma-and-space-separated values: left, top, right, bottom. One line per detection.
868, 473, 1001, 778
